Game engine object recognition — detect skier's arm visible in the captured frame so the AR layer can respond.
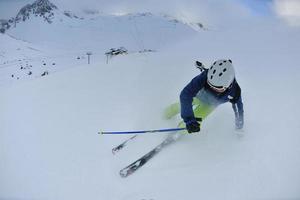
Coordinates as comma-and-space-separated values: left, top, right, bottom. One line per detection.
180, 74, 206, 122
232, 96, 244, 129
231, 84, 244, 129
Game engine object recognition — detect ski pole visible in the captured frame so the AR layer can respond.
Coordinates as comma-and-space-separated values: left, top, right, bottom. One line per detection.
112, 135, 137, 154
98, 127, 186, 135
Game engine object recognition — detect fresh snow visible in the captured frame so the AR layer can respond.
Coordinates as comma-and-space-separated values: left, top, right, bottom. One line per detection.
1, 2, 300, 200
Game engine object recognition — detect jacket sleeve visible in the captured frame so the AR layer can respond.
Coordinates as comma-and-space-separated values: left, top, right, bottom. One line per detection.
231, 84, 244, 129
180, 73, 206, 122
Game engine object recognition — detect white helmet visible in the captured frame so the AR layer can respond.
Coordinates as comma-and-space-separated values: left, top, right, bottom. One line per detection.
207, 59, 235, 91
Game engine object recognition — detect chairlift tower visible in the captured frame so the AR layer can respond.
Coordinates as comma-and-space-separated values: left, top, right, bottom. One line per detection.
87, 52, 92, 64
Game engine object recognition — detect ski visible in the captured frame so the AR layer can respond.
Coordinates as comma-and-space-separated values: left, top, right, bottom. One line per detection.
112, 135, 138, 154
119, 133, 181, 178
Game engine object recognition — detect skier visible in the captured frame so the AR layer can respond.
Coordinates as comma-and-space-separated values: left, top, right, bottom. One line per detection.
115, 60, 244, 177
164, 59, 244, 133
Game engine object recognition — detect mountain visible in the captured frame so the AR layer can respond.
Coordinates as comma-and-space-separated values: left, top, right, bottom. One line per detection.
0, 0, 206, 86
15, 0, 57, 24
0, 0, 58, 33
0, 18, 14, 33
0, 0, 205, 34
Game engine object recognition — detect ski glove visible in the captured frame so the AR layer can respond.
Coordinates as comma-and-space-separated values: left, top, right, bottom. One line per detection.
185, 118, 200, 133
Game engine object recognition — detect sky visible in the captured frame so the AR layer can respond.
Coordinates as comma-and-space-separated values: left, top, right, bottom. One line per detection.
273, 0, 300, 26
0, 0, 300, 27
241, 0, 273, 15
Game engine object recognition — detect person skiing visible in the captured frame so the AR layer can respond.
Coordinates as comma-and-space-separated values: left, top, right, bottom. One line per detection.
164, 59, 244, 133
112, 60, 244, 177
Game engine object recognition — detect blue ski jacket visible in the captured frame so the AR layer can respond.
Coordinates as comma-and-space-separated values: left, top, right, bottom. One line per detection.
180, 70, 244, 128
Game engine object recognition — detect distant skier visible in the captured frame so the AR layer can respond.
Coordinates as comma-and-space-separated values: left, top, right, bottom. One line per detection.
164, 59, 244, 133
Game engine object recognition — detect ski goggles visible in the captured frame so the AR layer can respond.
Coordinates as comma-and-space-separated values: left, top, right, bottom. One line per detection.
207, 81, 227, 93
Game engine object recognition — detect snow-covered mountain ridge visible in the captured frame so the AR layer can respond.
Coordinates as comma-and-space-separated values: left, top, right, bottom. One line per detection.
0, 0, 205, 34
0, 0, 206, 86
15, 0, 57, 24
0, 0, 57, 33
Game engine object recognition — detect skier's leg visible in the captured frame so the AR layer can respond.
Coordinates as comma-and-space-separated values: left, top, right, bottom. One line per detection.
163, 98, 202, 120
177, 101, 215, 131
163, 102, 180, 119
193, 102, 215, 120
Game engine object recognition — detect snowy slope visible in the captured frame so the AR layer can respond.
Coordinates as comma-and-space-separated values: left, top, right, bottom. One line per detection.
3, 0, 201, 52
8, 11, 200, 51
0, 33, 48, 85
1, 17, 300, 200
0, 33, 43, 62
0, 0, 201, 86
